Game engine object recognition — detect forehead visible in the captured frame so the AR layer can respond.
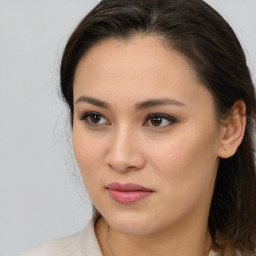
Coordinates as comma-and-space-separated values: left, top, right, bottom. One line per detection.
73, 35, 213, 110
76, 35, 198, 79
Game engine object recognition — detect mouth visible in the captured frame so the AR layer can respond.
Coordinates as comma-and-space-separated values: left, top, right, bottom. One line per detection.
106, 182, 154, 205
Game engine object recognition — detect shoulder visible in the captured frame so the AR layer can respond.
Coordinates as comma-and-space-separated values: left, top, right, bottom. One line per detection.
19, 219, 102, 256
209, 250, 219, 256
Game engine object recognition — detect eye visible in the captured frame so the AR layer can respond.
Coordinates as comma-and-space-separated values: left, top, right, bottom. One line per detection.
143, 113, 177, 128
79, 112, 110, 126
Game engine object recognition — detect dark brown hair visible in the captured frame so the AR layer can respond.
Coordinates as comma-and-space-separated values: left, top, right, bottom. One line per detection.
60, 0, 256, 255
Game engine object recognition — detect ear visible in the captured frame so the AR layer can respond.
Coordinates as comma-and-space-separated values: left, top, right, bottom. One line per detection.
218, 100, 246, 159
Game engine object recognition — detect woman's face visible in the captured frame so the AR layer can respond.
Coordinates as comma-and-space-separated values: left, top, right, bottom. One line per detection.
72, 36, 224, 235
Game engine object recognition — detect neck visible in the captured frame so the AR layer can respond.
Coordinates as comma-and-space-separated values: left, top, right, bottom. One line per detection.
96, 216, 213, 256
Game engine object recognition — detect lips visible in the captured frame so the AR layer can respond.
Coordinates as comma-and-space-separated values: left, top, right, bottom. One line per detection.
106, 182, 153, 205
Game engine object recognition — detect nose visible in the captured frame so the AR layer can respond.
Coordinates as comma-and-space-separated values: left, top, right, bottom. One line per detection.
106, 126, 146, 173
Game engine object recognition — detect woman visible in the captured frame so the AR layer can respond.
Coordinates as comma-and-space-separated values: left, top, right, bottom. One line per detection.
21, 0, 256, 255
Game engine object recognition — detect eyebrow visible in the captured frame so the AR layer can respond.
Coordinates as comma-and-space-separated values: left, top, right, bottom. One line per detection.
75, 96, 111, 109
75, 96, 186, 110
135, 98, 186, 110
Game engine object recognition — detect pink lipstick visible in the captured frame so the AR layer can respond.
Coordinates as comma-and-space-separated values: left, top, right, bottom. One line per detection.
106, 182, 153, 205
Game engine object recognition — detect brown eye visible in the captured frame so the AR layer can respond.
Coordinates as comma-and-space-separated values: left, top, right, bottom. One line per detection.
89, 114, 103, 124
150, 116, 163, 126
144, 113, 177, 128
79, 112, 109, 126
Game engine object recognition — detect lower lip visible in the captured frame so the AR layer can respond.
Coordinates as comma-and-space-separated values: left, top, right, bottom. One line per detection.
107, 189, 152, 205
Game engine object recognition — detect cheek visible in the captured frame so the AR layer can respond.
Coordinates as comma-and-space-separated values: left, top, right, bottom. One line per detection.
72, 125, 105, 182
72, 127, 108, 207
145, 131, 219, 223
148, 125, 219, 193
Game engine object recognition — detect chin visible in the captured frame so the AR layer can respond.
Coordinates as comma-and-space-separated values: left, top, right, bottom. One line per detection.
112, 221, 154, 235
102, 211, 164, 235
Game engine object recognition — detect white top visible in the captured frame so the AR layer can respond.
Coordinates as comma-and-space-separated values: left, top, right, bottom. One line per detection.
20, 220, 219, 256
20, 220, 102, 256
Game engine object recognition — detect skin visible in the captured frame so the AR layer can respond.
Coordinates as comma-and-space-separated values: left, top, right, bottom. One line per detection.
72, 35, 235, 256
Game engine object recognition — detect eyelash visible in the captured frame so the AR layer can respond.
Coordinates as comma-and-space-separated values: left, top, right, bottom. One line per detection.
79, 112, 177, 128
79, 112, 109, 127
143, 113, 177, 128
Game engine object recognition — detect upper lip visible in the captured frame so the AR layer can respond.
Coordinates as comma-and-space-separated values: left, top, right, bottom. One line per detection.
106, 182, 153, 192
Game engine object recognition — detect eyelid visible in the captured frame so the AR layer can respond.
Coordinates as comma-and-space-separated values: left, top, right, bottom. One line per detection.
78, 111, 177, 128
143, 113, 177, 128
79, 111, 110, 127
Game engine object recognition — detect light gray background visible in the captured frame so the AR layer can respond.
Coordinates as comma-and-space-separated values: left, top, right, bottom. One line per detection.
1, 1, 255, 255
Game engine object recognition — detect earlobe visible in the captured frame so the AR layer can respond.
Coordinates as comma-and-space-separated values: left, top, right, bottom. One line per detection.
218, 100, 246, 159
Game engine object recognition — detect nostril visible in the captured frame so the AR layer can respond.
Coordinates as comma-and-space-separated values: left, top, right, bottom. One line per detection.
107, 155, 146, 173
107, 162, 132, 173
106, 132, 146, 172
